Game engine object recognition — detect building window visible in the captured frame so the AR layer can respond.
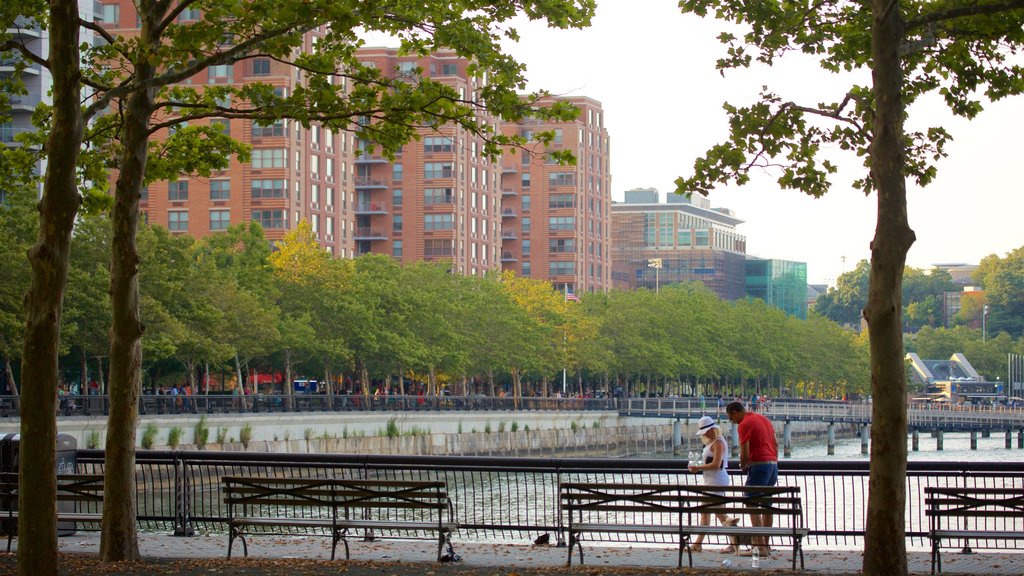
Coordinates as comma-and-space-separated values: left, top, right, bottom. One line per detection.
521, 194, 530, 211
252, 120, 285, 138
168, 180, 188, 201
424, 239, 452, 257
251, 179, 287, 198
210, 180, 230, 200
521, 173, 531, 188
424, 187, 453, 206
521, 217, 530, 234
441, 63, 458, 75
393, 240, 403, 257
392, 163, 403, 181
100, 4, 119, 24
423, 136, 453, 153
424, 162, 454, 179
210, 210, 230, 231
392, 189, 403, 207
696, 230, 710, 246
179, 7, 201, 20
521, 261, 531, 277
168, 211, 189, 232
549, 238, 575, 254
549, 260, 575, 276
251, 148, 286, 168
548, 172, 575, 186
522, 240, 531, 257
252, 58, 271, 76
208, 64, 232, 81
311, 184, 319, 205
549, 216, 574, 231
251, 210, 286, 229
310, 155, 320, 178
424, 214, 453, 231
549, 193, 575, 209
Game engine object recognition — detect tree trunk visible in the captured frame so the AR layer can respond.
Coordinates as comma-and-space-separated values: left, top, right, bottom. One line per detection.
102, 16, 158, 558
284, 350, 293, 411
862, 3, 913, 575
18, 2, 84, 573
95, 357, 106, 395
487, 369, 495, 397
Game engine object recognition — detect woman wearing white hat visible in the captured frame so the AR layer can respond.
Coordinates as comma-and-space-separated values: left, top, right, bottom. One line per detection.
687, 415, 739, 552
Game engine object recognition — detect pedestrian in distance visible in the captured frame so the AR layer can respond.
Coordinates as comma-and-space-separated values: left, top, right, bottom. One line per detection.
687, 415, 740, 552
726, 400, 778, 558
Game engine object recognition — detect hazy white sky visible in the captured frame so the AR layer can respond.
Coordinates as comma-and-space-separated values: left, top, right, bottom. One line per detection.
501, 2, 1023, 285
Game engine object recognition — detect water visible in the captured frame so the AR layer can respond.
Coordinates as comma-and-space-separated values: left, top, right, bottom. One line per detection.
787, 431, 1023, 462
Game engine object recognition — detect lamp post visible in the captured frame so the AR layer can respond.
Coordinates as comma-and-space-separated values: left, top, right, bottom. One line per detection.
983, 304, 989, 342
647, 257, 662, 294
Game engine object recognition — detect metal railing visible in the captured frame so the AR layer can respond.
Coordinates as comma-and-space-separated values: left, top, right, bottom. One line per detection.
66, 451, 1024, 549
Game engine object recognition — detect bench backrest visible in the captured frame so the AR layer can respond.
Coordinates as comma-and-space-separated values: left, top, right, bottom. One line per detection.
925, 487, 1024, 528
223, 477, 450, 516
561, 483, 804, 527
0, 472, 104, 505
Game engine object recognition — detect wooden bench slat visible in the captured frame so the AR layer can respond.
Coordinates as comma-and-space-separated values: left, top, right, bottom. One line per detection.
924, 486, 1024, 575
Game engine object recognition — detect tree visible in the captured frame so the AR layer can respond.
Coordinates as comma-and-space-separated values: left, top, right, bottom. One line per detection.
975, 247, 1024, 338
6, 0, 599, 567
674, 0, 1024, 574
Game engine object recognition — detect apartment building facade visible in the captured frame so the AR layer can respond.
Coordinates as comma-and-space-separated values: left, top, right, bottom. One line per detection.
352, 48, 503, 276
97, 2, 355, 256
499, 97, 613, 294
610, 189, 748, 300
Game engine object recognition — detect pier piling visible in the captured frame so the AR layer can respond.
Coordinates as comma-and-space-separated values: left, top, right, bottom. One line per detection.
860, 425, 869, 455
970, 430, 977, 450
672, 419, 682, 456
827, 423, 836, 456
783, 421, 792, 459
936, 430, 944, 451
912, 430, 919, 451
1007, 429, 1013, 449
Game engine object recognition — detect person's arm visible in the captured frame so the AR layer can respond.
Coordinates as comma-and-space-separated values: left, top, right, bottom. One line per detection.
739, 441, 750, 470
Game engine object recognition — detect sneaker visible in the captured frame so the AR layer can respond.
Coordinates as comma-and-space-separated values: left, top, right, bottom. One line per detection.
720, 545, 737, 554
725, 518, 740, 527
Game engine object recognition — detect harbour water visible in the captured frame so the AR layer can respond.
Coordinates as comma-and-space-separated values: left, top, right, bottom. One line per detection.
786, 431, 1023, 462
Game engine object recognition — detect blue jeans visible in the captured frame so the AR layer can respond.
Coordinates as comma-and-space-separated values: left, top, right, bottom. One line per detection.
745, 462, 778, 488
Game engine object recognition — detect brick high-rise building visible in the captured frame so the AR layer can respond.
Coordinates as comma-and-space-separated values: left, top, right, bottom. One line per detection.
352, 48, 503, 275
500, 97, 613, 294
97, 4, 355, 256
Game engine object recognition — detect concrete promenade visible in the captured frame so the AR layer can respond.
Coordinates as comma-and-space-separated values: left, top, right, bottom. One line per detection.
21, 531, 1020, 575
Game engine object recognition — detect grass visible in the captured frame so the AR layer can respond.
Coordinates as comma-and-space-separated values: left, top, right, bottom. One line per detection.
194, 417, 209, 449
167, 426, 183, 449
141, 423, 158, 449
240, 423, 253, 447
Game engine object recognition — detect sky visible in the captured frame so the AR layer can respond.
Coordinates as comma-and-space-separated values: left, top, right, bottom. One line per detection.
497, 2, 1023, 285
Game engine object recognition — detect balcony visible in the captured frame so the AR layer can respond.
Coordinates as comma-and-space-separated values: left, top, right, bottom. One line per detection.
501, 166, 518, 174
501, 230, 518, 240
354, 202, 388, 215
0, 58, 41, 75
354, 177, 388, 189
501, 188, 518, 197
501, 251, 518, 262
7, 17, 42, 38
354, 152, 389, 164
7, 94, 40, 111
353, 227, 388, 240
501, 208, 518, 218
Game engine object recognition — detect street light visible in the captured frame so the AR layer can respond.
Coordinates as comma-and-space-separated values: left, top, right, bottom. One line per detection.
982, 304, 989, 342
647, 257, 662, 294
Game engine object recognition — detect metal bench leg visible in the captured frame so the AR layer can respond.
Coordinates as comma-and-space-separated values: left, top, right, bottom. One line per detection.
681, 535, 692, 568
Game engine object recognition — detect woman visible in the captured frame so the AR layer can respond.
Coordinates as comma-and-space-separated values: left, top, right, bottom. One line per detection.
687, 415, 739, 552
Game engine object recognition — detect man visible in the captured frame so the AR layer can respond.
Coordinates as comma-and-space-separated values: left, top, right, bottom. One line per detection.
726, 400, 778, 557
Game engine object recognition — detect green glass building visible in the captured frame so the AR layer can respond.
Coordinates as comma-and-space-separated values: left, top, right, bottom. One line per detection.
745, 258, 808, 319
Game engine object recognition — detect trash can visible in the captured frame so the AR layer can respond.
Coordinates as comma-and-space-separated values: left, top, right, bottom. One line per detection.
0, 433, 79, 536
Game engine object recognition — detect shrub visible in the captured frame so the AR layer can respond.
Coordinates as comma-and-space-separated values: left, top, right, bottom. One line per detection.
497, 421, 506, 433
570, 420, 579, 431
304, 428, 314, 441
141, 423, 158, 449
167, 426, 183, 449
591, 421, 600, 429
484, 422, 492, 434
385, 419, 400, 437
524, 424, 530, 432
510, 422, 519, 432
194, 417, 209, 449
216, 427, 228, 445
239, 423, 253, 447
87, 430, 101, 450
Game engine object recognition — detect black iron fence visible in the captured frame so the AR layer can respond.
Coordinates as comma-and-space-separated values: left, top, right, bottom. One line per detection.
0, 394, 620, 418
68, 450, 1024, 549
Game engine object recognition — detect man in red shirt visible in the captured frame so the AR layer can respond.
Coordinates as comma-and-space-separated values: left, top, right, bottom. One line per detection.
726, 401, 778, 557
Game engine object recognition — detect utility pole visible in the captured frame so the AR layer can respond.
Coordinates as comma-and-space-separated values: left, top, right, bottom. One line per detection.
647, 257, 663, 294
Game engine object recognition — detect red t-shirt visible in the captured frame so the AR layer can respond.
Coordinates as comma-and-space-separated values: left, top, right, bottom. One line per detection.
738, 411, 778, 462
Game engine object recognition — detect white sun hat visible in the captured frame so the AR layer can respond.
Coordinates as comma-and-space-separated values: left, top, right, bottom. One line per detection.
695, 415, 721, 436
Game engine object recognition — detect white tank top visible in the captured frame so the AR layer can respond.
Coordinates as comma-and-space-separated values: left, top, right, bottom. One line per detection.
701, 436, 730, 487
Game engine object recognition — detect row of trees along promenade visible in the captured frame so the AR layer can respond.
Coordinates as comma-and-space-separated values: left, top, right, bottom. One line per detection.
4, 0, 1024, 574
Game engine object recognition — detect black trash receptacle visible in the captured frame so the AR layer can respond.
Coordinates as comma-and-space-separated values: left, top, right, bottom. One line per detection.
0, 433, 79, 537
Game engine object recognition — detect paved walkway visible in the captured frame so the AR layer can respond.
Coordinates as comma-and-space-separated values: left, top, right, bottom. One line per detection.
22, 532, 1016, 575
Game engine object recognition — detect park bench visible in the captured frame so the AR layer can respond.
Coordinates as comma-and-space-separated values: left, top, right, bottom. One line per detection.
925, 486, 1024, 574
1, 472, 105, 552
560, 482, 808, 569
222, 476, 458, 561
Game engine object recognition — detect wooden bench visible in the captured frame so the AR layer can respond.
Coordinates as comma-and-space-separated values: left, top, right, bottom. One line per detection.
1, 472, 104, 552
223, 476, 458, 561
925, 486, 1024, 574
560, 482, 807, 569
